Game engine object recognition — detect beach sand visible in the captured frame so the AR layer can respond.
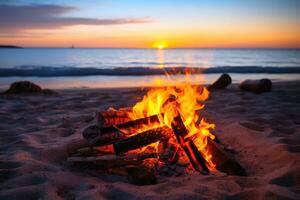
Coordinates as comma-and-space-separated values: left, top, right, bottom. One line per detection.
0, 81, 299, 200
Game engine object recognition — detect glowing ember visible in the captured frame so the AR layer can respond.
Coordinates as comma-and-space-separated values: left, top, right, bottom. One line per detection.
127, 74, 216, 170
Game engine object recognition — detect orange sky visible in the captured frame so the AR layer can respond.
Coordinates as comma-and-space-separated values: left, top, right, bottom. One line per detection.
2, 24, 299, 48
1, 1, 300, 48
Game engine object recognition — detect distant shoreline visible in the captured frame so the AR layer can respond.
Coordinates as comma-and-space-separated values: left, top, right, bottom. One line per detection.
0, 46, 300, 50
0, 45, 23, 49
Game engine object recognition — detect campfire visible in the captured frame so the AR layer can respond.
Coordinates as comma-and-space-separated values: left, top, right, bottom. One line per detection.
68, 75, 246, 185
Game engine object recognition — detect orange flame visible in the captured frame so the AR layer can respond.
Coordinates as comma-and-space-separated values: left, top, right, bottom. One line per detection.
127, 73, 216, 170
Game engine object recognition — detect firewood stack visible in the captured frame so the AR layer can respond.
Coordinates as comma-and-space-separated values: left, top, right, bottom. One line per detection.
67, 105, 246, 185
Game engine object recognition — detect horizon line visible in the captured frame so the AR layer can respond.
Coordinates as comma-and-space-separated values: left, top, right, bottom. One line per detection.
1, 45, 300, 50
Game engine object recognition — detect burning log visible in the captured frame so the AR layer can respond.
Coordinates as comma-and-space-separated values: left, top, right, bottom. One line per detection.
96, 107, 133, 127
110, 114, 161, 133
67, 153, 157, 163
158, 139, 179, 163
67, 153, 157, 170
205, 138, 247, 176
171, 114, 209, 173
96, 96, 176, 127
113, 126, 172, 154
82, 124, 125, 146
208, 73, 232, 90
240, 79, 272, 93
83, 114, 161, 146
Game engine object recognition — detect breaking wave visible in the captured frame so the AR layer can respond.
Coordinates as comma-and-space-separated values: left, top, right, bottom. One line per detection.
0, 66, 300, 77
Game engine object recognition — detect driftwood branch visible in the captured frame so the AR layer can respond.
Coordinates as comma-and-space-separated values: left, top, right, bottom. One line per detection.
240, 79, 272, 93
208, 73, 232, 90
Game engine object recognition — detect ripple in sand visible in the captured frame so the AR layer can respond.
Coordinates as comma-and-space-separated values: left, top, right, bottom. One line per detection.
239, 122, 265, 132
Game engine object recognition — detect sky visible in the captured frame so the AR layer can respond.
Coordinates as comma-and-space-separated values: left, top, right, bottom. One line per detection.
0, 0, 299, 48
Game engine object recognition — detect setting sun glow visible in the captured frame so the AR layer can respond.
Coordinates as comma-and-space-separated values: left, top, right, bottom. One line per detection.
153, 42, 168, 49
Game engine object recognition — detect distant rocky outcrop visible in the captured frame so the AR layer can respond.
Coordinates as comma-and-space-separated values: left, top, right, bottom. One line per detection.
3, 81, 57, 95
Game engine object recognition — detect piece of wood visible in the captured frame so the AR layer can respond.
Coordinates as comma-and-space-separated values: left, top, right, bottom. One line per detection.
67, 153, 157, 163
72, 146, 98, 157
171, 114, 210, 173
82, 124, 125, 146
113, 126, 172, 154
97, 107, 133, 127
66, 137, 90, 155
208, 73, 232, 90
83, 114, 161, 146
114, 114, 161, 134
205, 138, 247, 176
97, 103, 202, 131
239, 79, 272, 93
97, 97, 175, 127
158, 139, 179, 163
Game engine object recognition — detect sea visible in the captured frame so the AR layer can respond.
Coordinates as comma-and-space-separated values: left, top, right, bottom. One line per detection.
0, 48, 299, 89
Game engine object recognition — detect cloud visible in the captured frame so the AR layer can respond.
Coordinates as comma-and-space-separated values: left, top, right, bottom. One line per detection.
0, 4, 152, 34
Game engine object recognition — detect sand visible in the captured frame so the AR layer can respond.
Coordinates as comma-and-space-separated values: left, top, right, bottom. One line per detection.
0, 81, 299, 200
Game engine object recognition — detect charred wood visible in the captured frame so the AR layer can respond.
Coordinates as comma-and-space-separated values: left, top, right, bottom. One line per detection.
113, 126, 172, 154
171, 114, 209, 173
158, 140, 179, 163
83, 114, 161, 146
82, 124, 125, 146
97, 107, 133, 127
67, 153, 157, 163
205, 138, 247, 176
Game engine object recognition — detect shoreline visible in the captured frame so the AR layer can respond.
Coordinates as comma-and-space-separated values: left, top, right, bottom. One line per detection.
0, 79, 299, 92
0, 74, 299, 90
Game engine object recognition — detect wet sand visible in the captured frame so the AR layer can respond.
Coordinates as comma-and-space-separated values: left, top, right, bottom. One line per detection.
0, 81, 299, 199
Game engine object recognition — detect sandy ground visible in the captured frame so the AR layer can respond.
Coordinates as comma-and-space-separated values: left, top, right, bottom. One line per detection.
0, 81, 299, 200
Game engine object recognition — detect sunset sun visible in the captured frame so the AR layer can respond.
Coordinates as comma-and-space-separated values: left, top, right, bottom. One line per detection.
158, 44, 164, 49
152, 42, 168, 49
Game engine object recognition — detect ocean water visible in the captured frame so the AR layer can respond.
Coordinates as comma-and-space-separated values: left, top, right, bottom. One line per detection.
0, 48, 299, 89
